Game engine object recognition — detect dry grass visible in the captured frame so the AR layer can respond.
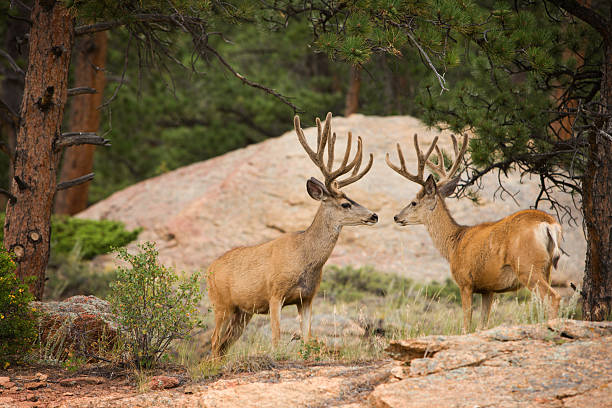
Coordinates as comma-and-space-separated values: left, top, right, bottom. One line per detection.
175, 265, 581, 379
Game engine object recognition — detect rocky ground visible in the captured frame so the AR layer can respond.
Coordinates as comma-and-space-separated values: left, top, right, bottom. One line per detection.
78, 114, 586, 286
1, 319, 609, 408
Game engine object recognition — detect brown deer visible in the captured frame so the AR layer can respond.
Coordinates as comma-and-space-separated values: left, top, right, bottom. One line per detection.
386, 133, 562, 333
207, 112, 378, 357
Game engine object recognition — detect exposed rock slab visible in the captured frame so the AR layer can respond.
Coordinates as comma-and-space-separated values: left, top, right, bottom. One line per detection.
78, 115, 585, 285
31, 296, 118, 360
370, 319, 612, 408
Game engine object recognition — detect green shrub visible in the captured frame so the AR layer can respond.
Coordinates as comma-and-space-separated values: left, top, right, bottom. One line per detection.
51, 216, 140, 259
319, 265, 412, 302
109, 242, 204, 368
0, 250, 37, 364
0, 214, 140, 260
45, 244, 117, 300
319, 265, 461, 303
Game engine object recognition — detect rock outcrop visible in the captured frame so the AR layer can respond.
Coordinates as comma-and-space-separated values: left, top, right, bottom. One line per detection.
32, 295, 118, 360
79, 115, 585, 285
370, 319, 612, 408
44, 319, 611, 408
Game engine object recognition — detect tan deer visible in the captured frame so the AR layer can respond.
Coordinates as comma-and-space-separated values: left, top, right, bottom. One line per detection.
386, 133, 562, 333
207, 112, 378, 357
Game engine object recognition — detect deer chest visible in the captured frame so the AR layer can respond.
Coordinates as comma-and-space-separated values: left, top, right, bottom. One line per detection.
284, 266, 322, 305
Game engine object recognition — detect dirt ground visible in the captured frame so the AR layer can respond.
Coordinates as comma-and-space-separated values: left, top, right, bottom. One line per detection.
0, 360, 387, 408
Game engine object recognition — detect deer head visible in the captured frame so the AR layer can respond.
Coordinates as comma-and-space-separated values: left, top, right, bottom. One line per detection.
295, 112, 378, 227
386, 133, 468, 225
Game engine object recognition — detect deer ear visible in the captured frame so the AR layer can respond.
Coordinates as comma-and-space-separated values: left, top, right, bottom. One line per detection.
306, 178, 329, 201
424, 174, 437, 196
438, 176, 460, 197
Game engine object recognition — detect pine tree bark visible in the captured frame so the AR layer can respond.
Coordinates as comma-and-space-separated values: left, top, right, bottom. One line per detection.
581, 36, 612, 321
344, 65, 361, 116
54, 32, 107, 215
4, 0, 74, 299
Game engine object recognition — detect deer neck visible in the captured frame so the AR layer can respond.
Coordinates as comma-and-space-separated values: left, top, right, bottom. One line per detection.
301, 203, 342, 267
423, 196, 464, 261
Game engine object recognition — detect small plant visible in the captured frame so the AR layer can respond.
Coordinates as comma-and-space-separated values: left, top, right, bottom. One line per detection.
0, 250, 37, 364
298, 339, 327, 361
109, 242, 204, 368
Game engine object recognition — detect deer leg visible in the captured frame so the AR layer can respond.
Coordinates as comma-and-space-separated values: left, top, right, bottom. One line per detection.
298, 299, 313, 342
519, 272, 561, 318
211, 307, 232, 359
222, 310, 253, 353
518, 263, 561, 318
269, 297, 283, 346
459, 286, 473, 334
479, 292, 494, 330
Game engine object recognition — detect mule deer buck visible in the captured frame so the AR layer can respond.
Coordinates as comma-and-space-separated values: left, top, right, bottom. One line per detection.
386, 133, 562, 333
207, 112, 378, 357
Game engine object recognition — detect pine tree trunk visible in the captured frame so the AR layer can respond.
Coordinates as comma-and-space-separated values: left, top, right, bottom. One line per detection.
581, 37, 612, 321
4, 0, 74, 300
54, 32, 107, 215
344, 65, 361, 116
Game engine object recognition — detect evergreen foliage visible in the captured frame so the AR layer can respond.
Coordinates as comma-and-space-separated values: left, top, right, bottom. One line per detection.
0, 250, 37, 364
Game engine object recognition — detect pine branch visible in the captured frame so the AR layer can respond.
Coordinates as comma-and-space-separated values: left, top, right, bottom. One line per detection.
0, 188, 16, 204
205, 45, 301, 113
0, 98, 19, 125
548, 0, 610, 38
0, 49, 25, 75
405, 31, 448, 93
55, 132, 111, 149
57, 173, 95, 191
67, 87, 97, 97
75, 13, 205, 36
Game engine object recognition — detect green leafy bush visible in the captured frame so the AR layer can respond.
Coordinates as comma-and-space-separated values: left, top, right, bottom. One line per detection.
51, 216, 140, 259
0, 214, 140, 260
45, 244, 117, 300
319, 265, 461, 303
0, 250, 37, 364
109, 242, 204, 368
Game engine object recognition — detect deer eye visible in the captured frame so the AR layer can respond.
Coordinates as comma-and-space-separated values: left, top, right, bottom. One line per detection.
411, 201, 417, 207
341, 202, 351, 209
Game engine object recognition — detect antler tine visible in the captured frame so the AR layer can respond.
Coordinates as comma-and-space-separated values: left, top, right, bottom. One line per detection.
295, 115, 329, 178
337, 131, 353, 172
425, 133, 469, 183
337, 147, 374, 189
296, 112, 372, 194
451, 134, 459, 158
446, 133, 468, 179
386, 134, 439, 186
426, 144, 448, 179
327, 132, 336, 171
385, 143, 426, 186
326, 133, 363, 191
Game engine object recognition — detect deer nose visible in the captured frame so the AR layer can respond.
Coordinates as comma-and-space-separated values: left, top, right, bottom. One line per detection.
370, 213, 378, 222
394, 215, 399, 222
